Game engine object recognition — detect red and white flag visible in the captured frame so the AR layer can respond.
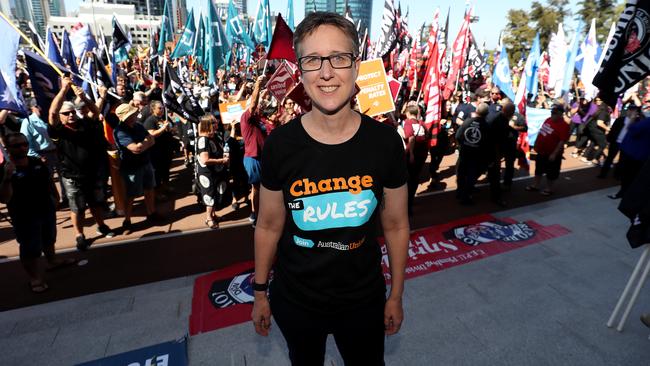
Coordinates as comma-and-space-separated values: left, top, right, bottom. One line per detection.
443, 10, 472, 100
514, 74, 530, 170
422, 29, 441, 147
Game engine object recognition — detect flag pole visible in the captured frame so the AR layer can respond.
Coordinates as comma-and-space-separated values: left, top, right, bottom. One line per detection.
0, 11, 64, 77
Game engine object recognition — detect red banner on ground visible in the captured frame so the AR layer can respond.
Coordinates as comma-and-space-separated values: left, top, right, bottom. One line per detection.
189, 214, 570, 335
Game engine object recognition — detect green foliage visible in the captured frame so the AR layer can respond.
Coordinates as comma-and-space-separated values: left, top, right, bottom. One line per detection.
504, 9, 536, 65
577, 0, 617, 41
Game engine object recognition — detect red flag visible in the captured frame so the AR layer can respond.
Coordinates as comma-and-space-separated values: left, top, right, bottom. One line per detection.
514, 74, 530, 170
423, 35, 441, 147
266, 14, 297, 64
442, 10, 471, 100
419, 10, 440, 94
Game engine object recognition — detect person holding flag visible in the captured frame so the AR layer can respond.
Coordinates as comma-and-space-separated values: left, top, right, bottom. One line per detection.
251, 11, 408, 365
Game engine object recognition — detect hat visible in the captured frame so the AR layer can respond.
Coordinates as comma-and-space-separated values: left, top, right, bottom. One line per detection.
551, 103, 565, 114
115, 103, 139, 122
59, 101, 75, 114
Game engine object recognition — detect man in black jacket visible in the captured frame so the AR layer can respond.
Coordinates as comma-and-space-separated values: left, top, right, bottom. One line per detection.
598, 105, 642, 179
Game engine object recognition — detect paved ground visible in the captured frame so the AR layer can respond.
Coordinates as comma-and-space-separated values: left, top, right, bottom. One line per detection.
1, 187, 649, 365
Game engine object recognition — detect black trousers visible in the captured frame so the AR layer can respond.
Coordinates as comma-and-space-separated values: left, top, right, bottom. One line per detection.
600, 142, 620, 177
619, 152, 646, 197
151, 149, 173, 187
407, 151, 427, 213
456, 151, 485, 202
584, 124, 607, 161
271, 292, 386, 366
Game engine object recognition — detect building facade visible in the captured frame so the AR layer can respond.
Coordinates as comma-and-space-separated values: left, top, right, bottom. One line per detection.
48, 2, 161, 47
304, 0, 371, 36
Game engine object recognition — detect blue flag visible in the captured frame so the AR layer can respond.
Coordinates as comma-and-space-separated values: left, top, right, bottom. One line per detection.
69, 23, 97, 60
207, 0, 230, 84
171, 9, 196, 59
193, 15, 206, 68
61, 30, 81, 83
252, 0, 272, 49
287, 0, 295, 31
158, 0, 174, 55
492, 44, 515, 101
0, 15, 27, 116
524, 33, 541, 100
562, 21, 583, 96
226, 0, 255, 49
23, 50, 68, 123
46, 28, 66, 67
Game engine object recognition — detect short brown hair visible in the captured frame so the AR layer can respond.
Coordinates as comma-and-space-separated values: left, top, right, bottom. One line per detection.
198, 114, 215, 135
293, 12, 359, 58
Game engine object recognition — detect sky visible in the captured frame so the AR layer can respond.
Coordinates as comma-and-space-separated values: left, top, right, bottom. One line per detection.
64, 0, 587, 49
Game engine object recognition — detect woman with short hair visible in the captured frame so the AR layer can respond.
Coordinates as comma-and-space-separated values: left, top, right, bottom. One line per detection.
196, 115, 229, 228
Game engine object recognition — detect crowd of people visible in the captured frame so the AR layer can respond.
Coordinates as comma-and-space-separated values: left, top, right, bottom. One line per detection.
0, 25, 649, 295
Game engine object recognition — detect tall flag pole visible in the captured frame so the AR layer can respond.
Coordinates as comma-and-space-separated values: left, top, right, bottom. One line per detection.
207, 0, 230, 84
579, 19, 599, 100
171, 9, 196, 59
253, 0, 272, 50
593, 0, 650, 106
286, 0, 295, 31
561, 21, 584, 96
524, 33, 541, 101
492, 43, 515, 100
548, 23, 567, 97
442, 9, 471, 100
374, 0, 398, 58
226, 0, 255, 50
157, 0, 174, 55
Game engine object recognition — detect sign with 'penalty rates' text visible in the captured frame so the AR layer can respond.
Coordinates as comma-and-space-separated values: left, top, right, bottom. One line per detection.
355, 58, 396, 117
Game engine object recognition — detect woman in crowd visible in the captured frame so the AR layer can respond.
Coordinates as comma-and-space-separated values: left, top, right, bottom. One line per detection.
196, 115, 229, 229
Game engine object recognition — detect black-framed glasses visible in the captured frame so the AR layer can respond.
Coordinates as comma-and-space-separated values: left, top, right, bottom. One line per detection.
59, 111, 75, 116
298, 53, 357, 72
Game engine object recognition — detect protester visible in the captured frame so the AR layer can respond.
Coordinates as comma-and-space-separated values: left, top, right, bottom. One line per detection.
195, 115, 229, 228
240, 75, 267, 226
526, 104, 571, 195
580, 95, 610, 165
251, 12, 408, 365
0, 132, 76, 293
48, 76, 115, 250
599, 105, 642, 180
456, 103, 491, 205
143, 101, 175, 199
113, 103, 159, 234
402, 104, 429, 215
19, 98, 65, 205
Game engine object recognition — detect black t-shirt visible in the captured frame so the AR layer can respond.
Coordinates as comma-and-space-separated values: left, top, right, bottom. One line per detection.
143, 114, 174, 153
261, 113, 408, 312
48, 118, 108, 180
114, 122, 151, 171
454, 103, 476, 125
7, 157, 55, 220
456, 116, 492, 156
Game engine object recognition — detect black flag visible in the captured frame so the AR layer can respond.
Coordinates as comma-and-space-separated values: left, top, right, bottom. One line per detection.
162, 63, 203, 123
593, 0, 650, 106
374, 0, 398, 58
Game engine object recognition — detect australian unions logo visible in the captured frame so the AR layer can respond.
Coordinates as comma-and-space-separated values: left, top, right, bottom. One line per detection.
209, 272, 255, 309
451, 220, 536, 246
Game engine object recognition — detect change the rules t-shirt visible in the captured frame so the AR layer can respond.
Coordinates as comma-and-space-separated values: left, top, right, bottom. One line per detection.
261, 113, 407, 312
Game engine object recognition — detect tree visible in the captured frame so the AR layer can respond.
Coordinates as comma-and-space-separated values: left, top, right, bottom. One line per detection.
577, 0, 618, 41
503, 9, 536, 66
530, 0, 571, 47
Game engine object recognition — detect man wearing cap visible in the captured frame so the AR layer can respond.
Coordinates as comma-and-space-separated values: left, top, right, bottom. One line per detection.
19, 98, 64, 205
48, 76, 116, 251
526, 104, 571, 196
114, 102, 158, 234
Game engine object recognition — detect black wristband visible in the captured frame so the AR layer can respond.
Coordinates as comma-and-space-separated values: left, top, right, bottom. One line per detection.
252, 281, 268, 292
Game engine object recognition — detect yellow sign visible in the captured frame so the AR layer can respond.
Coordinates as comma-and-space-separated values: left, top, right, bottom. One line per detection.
355, 59, 396, 117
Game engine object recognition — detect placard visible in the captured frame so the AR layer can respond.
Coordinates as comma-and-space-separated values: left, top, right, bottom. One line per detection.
355, 58, 396, 116
218, 100, 249, 124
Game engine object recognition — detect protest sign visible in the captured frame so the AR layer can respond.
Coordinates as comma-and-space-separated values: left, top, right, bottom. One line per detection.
355, 58, 395, 116
218, 100, 248, 124
266, 62, 297, 102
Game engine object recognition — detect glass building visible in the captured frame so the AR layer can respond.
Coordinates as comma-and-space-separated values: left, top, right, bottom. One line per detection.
304, 0, 371, 36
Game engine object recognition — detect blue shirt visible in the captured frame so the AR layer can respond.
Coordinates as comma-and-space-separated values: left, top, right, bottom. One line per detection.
20, 113, 55, 157
621, 117, 650, 162
114, 122, 151, 171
